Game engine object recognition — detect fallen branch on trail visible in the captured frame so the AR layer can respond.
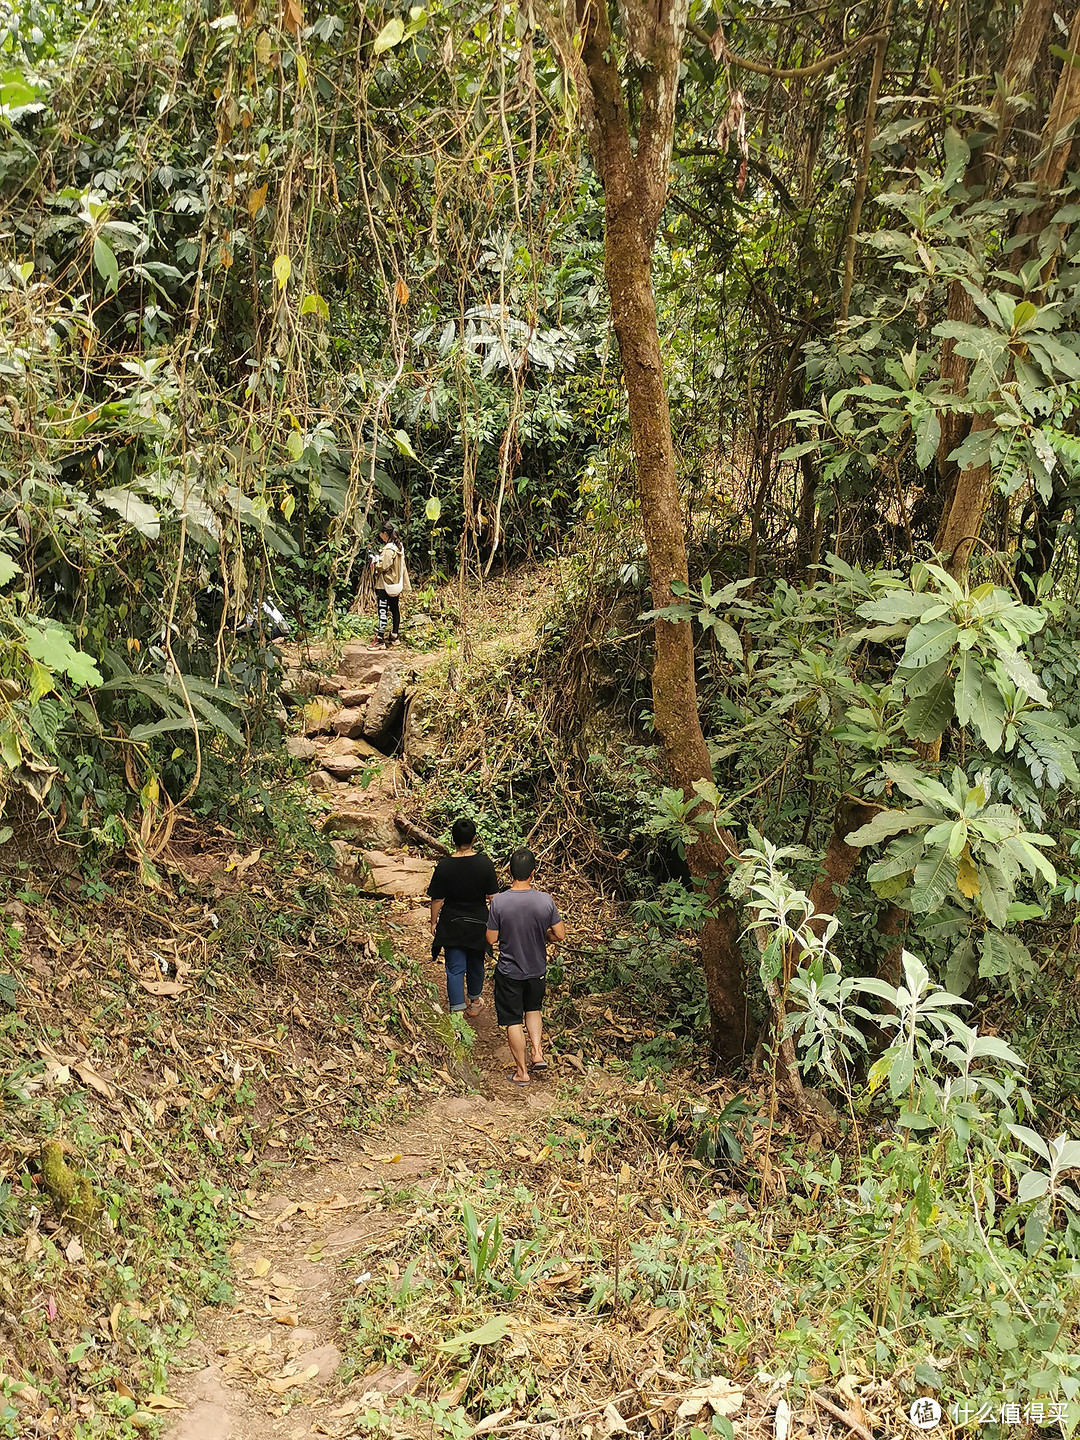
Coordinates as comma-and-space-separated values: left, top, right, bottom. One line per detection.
394, 813, 451, 855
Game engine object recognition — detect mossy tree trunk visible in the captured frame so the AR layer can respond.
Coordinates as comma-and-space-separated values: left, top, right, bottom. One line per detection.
558, 0, 750, 1060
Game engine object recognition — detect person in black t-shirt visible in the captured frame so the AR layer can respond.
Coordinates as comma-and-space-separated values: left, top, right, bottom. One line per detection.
428, 818, 498, 1018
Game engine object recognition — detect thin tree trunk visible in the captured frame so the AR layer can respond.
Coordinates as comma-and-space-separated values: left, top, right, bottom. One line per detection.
604, 202, 749, 1060
934, 0, 1063, 564
547, 0, 751, 1060
839, 6, 892, 323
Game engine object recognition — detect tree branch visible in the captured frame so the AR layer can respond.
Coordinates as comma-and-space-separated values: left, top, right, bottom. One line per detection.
687, 20, 884, 79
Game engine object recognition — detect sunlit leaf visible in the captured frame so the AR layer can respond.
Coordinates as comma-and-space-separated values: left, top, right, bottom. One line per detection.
373, 16, 405, 53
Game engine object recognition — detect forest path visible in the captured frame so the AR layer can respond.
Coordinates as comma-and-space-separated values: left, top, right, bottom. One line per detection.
165, 908, 563, 1440
166, 574, 588, 1437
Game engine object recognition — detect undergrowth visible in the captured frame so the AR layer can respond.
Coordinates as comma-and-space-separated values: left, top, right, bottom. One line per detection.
0, 838, 452, 1436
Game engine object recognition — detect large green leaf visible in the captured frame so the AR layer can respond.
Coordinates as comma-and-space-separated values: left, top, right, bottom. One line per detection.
909, 842, 958, 914
845, 805, 940, 846
0, 553, 20, 585
963, 665, 1006, 751
943, 935, 978, 995
992, 644, 1049, 706
19, 623, 102, 689
93, 236, 120, 294
976, 862, 1011, 929
901, 618, 961, 669
883, 762, 958, 814
856, 591, 941, 624
867, 831, 927, 887
98, 487, 161, 539
979, 931, 1035, 988
436, 1315, 508, 1353
373, 16, 406, 52
899, 653, 950, 698
1002, 834, 1057, 888
953, 650, 978, 726
904, 667, 954, 742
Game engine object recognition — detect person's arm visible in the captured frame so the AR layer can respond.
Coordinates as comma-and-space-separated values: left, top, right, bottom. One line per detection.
430, 898, 444, 933
545, 900, 565, 944
485, 896, 499, 949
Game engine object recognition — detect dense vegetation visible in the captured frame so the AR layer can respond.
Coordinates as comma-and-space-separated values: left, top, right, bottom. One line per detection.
5, 0, 1080, 1432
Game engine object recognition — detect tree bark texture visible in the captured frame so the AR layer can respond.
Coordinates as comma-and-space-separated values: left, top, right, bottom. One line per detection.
934, 0, 1070, 575
569, 0, 750, 1060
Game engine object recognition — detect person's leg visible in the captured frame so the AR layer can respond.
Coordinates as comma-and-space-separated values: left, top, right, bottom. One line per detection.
523, 978, 547, 1068
465, 950, 485, 1015
505, 1024, 530, 1083
444, 947, 467, 1013
375, 591, 389, 643
388, 595, 401, 641
494, 972, 530, 1084
524, 1010, 545, 1067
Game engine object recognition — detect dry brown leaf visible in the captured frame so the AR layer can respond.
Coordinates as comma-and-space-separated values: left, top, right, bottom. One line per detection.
251, 1256, 271, 1278
774, 1396, 791, 1440
113, 1379, 135, 1401
836, 1377, 867, 1428
676, 1378, 744, 1420
281, 0, 303, 35
143, 1395, 185, 1411
602, 1403, 628, 1435
74, 1062, 116, 1101
473, 1407, 514, 1435
24, 1229, 42, 1263
139, 980, 191, 997
328, 1399, 361, 1418
247, 184, 268, 218
65, 1236, 85, 1263
225, 847, 263, 876
268, 1364, 319, 1394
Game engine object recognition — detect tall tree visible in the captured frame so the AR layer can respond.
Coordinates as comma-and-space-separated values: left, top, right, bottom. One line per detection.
533, 0, 750, 1060
935, 0, 1078, 576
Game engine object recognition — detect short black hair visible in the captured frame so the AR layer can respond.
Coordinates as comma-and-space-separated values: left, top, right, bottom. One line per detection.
509, 847, 536, 881
451, 817, 477, 847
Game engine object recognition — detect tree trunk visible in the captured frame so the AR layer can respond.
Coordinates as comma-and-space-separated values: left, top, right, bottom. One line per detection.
563, 0, 750, 1060
804, 799, 882, 948
934, 0, 1069, 573
601, 152, 750, 1061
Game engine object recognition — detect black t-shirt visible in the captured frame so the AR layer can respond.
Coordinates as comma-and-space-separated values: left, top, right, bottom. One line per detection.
427, 853, 498, 925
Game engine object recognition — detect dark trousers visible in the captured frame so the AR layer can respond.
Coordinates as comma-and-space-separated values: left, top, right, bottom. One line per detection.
376, 591, 400, 639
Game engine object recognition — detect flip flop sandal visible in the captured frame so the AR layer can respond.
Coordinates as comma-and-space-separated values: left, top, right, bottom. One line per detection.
506, 1068, 531, 1086
529, 1061, 549, 1072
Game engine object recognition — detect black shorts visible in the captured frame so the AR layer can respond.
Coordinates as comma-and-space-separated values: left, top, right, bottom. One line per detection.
494, 971, 546, 1027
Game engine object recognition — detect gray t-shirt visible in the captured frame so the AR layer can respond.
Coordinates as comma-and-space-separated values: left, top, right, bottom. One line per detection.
487, 888, 561, 980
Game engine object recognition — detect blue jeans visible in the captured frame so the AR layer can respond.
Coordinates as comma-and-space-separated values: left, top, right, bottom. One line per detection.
445, 948, 484, 1012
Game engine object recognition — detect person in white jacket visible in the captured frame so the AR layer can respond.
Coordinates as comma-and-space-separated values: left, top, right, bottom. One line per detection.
370, 522, 410, 648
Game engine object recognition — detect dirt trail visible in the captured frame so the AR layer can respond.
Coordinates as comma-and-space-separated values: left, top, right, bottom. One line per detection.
165, 910, 561, 1440
167, 589, 584, 1439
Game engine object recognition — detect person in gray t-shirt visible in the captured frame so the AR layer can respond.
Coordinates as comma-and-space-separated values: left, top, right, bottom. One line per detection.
486, 848, 565, 1086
